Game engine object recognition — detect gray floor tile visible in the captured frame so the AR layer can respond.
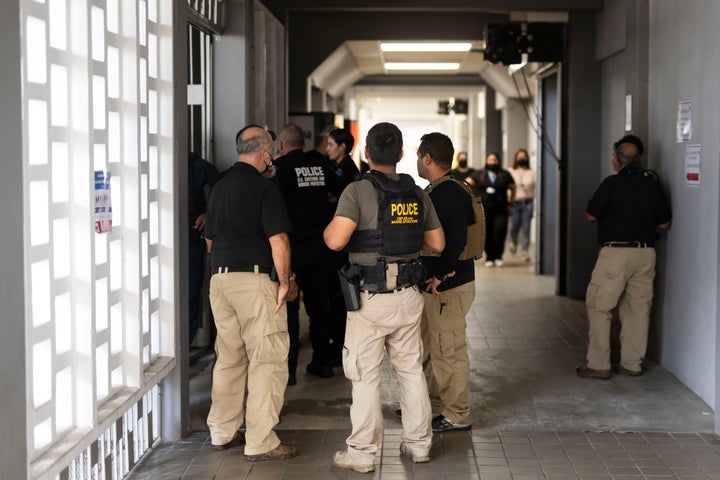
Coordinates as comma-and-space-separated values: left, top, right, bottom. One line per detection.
126, 265, 720, 480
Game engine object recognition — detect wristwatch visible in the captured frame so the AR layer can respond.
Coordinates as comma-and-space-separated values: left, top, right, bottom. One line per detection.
289, 272, 297, 282
435, 273, 449, 282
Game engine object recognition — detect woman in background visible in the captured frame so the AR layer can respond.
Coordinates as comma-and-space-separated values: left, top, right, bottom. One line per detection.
468, 153, 515, 267
508, 149, 535, 262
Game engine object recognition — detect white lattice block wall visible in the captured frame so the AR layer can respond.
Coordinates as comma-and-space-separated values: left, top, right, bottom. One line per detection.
21, 0, 175, 478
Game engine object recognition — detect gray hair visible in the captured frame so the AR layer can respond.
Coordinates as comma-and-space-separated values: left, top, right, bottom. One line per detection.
615, 143, 641, 166
236, 134, 271, 155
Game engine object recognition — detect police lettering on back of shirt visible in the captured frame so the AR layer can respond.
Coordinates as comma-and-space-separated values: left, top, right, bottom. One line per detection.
271, 126, 346, 239
294, 165, 326, 187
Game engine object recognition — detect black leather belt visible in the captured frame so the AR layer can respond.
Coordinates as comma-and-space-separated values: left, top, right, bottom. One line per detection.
361, 284, 414, 294
212, 265, 273, 275
603, 241, 653, 248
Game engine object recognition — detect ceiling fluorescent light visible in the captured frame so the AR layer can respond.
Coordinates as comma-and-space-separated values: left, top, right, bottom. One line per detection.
380, 42, 472, 52
384, 62, 460, 71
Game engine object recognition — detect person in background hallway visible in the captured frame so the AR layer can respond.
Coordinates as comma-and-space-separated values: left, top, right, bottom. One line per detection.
203, 125, 297, 460
327, 128, 361, 184
508, 148, 535, 262
324, 122, 444, 473
416, 132, 476, 432
450, 150, 474, 183
271, 123, 346, 383
468, 153, 515, 267
188, 152, 224, 346
577, 134, 671, 379
325, 127, 360, 360
305, 124, 334, 166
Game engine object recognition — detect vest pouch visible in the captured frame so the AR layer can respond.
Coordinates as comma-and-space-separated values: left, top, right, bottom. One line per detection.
397, 260, 426, 286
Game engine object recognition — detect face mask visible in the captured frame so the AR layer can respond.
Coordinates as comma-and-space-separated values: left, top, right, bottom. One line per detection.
458, 160, 468, 168
263, 160, 276, 177
486, 163, 500, 172
517, 159, 529, 168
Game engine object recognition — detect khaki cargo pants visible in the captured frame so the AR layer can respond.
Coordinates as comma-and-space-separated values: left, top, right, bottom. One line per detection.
585, 247, 656, 371
207, 272, 289, 455
342, 286, 432, 463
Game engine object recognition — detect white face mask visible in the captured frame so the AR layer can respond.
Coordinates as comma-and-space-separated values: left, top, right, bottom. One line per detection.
263, 161, 276, 177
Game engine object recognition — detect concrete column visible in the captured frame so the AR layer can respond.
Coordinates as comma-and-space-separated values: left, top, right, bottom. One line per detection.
214, 0, 250, 170
0, 0, 28, 477
503, 98, 530, 165
485, 84, 503, 162
564, 12, 602, 298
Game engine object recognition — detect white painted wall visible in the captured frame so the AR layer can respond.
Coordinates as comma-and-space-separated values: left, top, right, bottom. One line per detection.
647, 0, 720, 409
595, 0, 719, 413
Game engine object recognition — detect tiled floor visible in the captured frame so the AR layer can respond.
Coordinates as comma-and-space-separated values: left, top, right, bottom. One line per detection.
128, 258, 720, 479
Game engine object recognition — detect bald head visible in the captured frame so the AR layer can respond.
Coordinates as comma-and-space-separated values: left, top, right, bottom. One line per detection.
615, 141, 641, 167
236, 127, 273, 156
278, 123, 305, 155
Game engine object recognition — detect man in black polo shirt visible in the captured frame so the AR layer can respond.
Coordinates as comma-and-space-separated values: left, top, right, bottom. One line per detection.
271, 123, 346, 382
577, 134, 672, 379
203, 125, 297, 460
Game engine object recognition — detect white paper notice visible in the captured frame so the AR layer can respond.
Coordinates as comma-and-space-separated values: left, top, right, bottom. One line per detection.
94, 170, 113, 232
684, 144, 701, 187
625, 94, 632, 132
677, 101, 692, 142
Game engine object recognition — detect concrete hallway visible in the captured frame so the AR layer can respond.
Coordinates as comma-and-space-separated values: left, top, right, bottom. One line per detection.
128, 257, 719, 479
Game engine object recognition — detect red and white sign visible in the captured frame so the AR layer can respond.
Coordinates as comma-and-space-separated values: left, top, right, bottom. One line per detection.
684, 144, 701, 187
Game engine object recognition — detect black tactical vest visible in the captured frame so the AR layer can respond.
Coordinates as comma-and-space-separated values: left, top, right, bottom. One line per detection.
347, 171, 425, 255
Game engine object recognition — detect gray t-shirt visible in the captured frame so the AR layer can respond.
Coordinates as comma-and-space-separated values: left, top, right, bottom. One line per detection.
334, 173, 441, 266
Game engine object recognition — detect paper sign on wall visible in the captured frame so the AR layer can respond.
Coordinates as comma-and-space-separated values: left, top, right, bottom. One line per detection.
676, 101, 692, 142
684, 144, 701, 187
94, 170, 113, 233
625, 94, 632, 132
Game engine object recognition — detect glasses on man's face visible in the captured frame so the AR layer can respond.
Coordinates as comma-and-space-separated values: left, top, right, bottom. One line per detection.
263, 148, 274, 162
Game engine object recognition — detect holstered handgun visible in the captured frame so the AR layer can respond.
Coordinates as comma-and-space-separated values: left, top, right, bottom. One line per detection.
338, 264, 362, 311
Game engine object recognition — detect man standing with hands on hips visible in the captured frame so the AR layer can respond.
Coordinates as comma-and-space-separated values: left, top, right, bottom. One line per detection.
577, 134, 671, 379
203, 124, 298, 460
324, 122, 444, 473
416, 132, 476, 432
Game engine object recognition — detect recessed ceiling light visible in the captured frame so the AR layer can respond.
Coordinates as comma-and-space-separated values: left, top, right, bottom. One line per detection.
380, 42, 472, 52
384, 62, 461, 71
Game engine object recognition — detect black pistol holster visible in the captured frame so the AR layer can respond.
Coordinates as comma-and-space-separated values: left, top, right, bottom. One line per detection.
338, 264, 362, 311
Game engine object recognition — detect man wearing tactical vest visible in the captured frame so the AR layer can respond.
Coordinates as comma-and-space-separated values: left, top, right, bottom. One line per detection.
417, 132, 479, 433
324, 122, 445, 473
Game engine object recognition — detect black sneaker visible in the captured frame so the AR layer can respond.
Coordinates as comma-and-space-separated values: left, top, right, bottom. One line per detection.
431, 415, 471, 432
211, 431, 245, 451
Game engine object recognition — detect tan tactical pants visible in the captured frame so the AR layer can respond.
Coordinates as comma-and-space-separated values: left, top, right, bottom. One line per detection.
342, 286, 432, 463
585, 247, 656, 371
207, 272, 289, 455
421, 281, 475, 424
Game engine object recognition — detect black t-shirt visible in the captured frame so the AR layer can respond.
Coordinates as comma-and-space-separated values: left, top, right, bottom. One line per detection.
421, 175, 475, 291
470, 168, 515, 214
188, 153, 224, 221
204, 162, 292, 268
586, 166, 672, 246
450, 167, 475, 183
334, 156, 361, 185
271, 149, 346, 240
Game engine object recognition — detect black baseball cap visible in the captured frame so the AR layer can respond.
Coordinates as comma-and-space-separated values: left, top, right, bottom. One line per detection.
235, 123, 276, 143
614, 134, 644, 156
